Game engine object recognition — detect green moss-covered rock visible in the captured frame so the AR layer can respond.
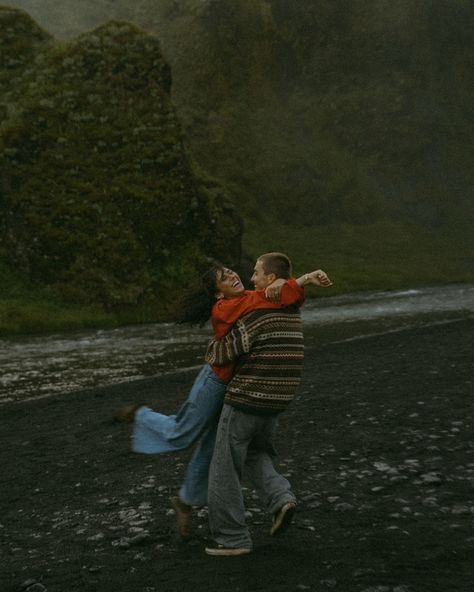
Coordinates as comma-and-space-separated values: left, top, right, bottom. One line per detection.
0, 6, 51, 65
0, 10, 242, 312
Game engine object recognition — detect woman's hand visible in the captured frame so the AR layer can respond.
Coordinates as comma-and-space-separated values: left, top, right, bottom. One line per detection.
264, 278, 286, 303
298, 270, 333, 288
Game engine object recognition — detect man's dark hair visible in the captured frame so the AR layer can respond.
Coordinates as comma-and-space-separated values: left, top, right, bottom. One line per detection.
258, 252, 292, 279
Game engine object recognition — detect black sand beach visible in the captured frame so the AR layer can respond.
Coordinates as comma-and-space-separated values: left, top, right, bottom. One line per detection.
1, 319, 473, 592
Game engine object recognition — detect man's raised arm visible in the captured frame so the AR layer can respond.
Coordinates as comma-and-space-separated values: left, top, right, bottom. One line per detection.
265, 269, 333, 303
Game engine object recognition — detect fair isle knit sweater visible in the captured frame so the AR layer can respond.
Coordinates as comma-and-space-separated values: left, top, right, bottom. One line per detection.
205, 307, 304, 414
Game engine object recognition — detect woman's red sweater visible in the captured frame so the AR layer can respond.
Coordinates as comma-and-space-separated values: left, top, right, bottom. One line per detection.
210, 278, 305, 382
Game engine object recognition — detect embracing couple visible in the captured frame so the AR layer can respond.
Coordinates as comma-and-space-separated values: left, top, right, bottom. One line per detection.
115, 252, 332, 556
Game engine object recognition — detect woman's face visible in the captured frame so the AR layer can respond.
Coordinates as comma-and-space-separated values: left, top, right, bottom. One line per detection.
215, 267, 245, 299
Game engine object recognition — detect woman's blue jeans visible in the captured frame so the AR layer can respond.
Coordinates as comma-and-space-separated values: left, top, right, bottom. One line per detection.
132, 364, 226, 506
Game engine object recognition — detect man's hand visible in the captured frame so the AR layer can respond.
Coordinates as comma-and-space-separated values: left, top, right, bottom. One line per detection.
264, 278, 286, 303
303, 270, 333, 287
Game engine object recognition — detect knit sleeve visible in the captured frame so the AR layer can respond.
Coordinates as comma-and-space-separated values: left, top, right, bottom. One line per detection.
205, 319, 251, 366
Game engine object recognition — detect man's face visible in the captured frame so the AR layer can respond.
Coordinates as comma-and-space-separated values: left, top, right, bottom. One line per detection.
215, 267, 245, 299
251, 259, 274, 291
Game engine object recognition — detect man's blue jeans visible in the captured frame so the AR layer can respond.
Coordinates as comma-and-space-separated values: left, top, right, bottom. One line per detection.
132, 364, 226, 506
208, 404, 295, 549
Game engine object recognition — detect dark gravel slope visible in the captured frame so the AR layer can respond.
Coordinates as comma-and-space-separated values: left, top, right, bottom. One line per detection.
1, 320, 473, 592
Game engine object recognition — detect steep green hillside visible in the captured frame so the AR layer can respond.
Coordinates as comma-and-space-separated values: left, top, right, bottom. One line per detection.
7, 1, 473, 277
0, 7, 242, 331
1, 2, 473, 333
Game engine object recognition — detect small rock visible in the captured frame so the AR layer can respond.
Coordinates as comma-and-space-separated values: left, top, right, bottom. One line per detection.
25, 585, 47, 592
421, 497, 438, 507
420, 472, 443, 484
451, 505, 470, 514
119, 509, 139, 521
19, 580, 38, 591
300, 493, 320, 502
128, 533, 151, 546
334, 502, 355, 511
112, 537, 131, 548
129, 519, 150, 527
353, 567, 375, 577
373, 462, 392, 472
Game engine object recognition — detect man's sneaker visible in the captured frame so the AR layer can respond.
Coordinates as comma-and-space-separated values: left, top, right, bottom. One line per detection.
270, 501, 296, 536
205, 543, 252, 557
170, 496, 192, 540
113, 403, 143, 423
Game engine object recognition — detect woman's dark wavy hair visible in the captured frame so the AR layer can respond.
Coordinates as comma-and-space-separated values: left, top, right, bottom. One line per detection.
178, 260, 226, 325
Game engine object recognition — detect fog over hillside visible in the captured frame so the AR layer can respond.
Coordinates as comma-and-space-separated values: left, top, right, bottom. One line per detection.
2, 1, 473, 306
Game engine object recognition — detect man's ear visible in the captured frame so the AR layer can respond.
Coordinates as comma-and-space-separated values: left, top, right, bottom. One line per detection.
266, 273, 277, 285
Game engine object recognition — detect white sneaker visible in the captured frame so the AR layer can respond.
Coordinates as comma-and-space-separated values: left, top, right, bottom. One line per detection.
205, 543, 252, 557
270, 501, 296, 536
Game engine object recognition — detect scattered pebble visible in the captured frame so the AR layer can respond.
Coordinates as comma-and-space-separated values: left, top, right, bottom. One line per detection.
320, 579, 337, 587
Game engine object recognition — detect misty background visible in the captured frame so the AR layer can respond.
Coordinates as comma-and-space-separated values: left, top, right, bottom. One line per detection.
1, 0, 473, 333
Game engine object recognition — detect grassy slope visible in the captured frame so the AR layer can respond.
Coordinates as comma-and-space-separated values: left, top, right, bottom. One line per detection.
243, 219, 474, 295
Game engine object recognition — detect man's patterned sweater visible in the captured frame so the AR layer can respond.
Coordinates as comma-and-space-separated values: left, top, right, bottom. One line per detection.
205, 307, 304, 414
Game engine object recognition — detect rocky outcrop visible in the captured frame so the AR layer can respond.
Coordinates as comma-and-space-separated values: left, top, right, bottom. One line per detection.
14, 0, 472, 234
0, 8, 242, 311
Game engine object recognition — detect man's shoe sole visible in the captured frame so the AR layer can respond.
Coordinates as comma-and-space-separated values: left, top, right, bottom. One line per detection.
205, 546, 252, 557
270, 501, 296, 536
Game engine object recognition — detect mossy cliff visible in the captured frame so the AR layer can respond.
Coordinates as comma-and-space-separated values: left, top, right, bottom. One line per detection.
0, 7, 242, 317
7, 0, 473, 291
1, 2, 474, 333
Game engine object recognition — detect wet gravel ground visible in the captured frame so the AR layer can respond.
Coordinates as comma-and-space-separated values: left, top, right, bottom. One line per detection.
1, 319, 473, 592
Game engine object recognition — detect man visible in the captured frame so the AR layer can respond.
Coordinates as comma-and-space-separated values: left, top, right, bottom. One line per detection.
204, 252, 332, 556
115, 255, 330, 541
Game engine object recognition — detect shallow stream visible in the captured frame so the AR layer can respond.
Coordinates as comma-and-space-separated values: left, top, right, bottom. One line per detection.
1, 283, 473, 404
